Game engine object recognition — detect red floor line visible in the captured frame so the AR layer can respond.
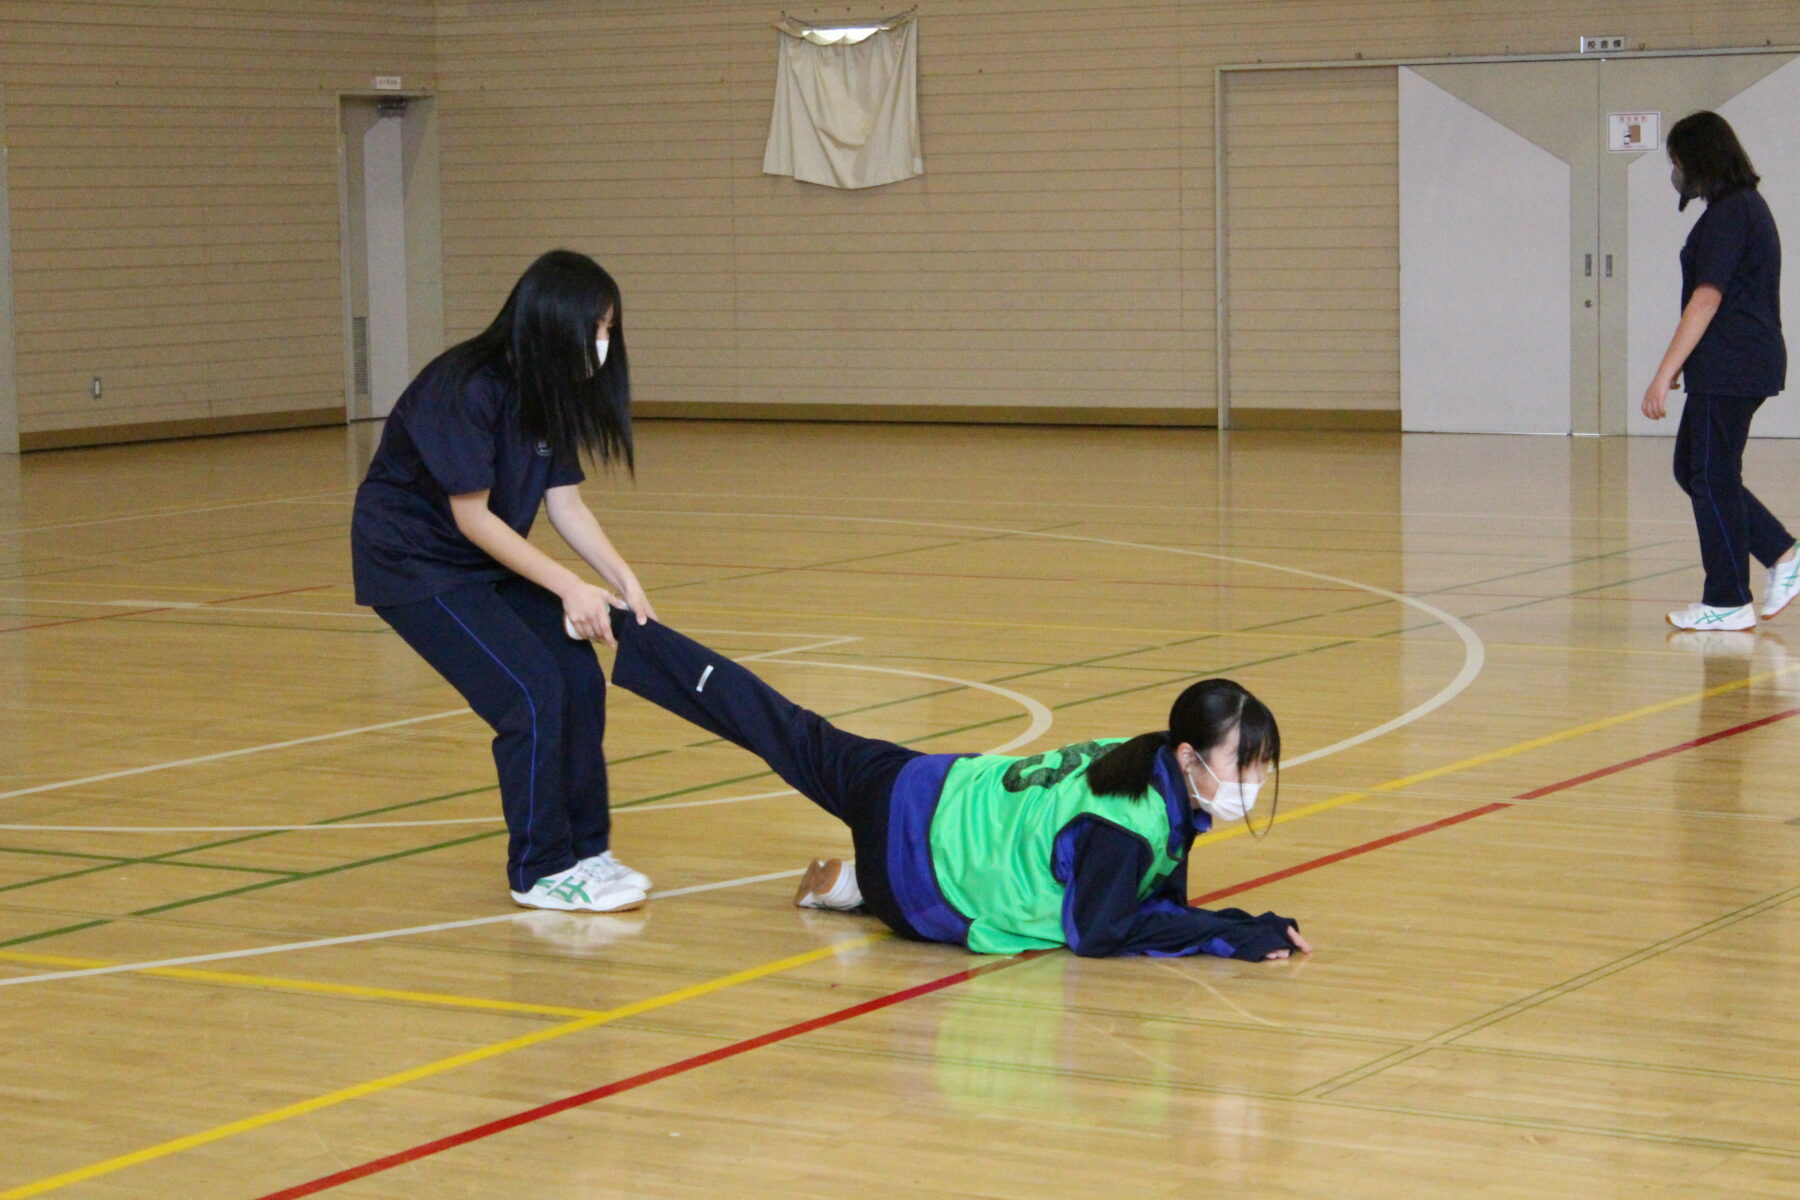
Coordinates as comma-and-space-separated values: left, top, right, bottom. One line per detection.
251, 957, 1040, 1200
250, 807, 1506, 1200
207, 584, 335, 606
3, 605, 178, 633
251, 704, 1793, 1199
1188, 802, 1514, 907
1513, 705, 1800, 800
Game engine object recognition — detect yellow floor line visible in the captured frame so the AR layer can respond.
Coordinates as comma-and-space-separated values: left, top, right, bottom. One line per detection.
0, 931, 887, 1200
0, 949, 607, 1019
1195, 661, 1800, 848
7, 652, 1793, 1196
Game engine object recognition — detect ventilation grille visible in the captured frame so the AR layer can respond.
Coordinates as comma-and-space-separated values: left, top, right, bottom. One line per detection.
352, 317, 371, 397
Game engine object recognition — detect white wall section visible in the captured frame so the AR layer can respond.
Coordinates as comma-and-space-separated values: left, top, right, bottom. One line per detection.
1400, 69, 1572, 433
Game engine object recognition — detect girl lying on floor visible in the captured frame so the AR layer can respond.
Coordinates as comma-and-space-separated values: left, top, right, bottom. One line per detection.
606, 615, 1311, 961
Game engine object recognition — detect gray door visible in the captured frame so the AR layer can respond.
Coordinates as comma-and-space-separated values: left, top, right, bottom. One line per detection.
1401, 61, 1597, 434
338, 97, 445, 423
1401, 53, 1799, 438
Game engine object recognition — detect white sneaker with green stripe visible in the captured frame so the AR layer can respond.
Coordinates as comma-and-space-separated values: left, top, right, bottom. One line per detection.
574, 850, 652, 894
1761, 553, 1800, 619
511, 864, 647, 912
1666, 602, 1755, 632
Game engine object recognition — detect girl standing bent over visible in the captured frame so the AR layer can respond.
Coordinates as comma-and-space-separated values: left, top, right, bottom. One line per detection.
352, 250, 655, 912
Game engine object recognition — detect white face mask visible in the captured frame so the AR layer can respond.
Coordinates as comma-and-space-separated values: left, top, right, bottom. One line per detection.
594, 337, 610, 368
1185, 756, 1261, 823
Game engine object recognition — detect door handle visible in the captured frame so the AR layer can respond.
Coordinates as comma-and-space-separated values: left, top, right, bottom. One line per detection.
1604, 254, 1614, 278
1585, 253, 1593, 277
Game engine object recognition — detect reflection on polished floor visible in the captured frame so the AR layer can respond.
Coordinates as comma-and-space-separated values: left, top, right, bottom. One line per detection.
1, 421, 1796, 1199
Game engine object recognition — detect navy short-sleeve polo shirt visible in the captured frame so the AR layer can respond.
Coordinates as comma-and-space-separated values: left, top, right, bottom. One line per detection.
1680, 188, 1786, 398
350, 357, 587, 607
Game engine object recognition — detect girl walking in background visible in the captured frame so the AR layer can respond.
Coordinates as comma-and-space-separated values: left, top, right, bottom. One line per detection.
1644, 111, 1795, 632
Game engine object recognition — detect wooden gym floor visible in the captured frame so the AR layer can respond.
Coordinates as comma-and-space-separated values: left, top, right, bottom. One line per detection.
0, 420, 1797, 1199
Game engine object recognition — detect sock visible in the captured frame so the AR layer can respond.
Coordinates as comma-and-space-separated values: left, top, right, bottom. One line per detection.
799, 860, 862, 910
822, 860, 861, 909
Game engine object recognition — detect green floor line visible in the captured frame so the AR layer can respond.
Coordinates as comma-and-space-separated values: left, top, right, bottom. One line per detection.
1300, 880, 1800, 1100
127, 827, 510, 919
0, 534, 1680, 951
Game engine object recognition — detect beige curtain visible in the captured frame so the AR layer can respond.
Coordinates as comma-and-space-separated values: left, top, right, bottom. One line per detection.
763, 13, 922, 190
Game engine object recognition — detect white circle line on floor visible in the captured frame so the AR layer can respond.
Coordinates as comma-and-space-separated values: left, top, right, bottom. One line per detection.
0, 659, 1050, 833
0, 518, 1483, 987
0, 628, 857, 805
627, 510, 1486, 773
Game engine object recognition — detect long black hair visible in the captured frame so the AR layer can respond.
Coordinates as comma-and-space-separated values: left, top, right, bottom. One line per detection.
438, 249, 633, 470
1087, 679, 1280, 820
1667, 111, 1760, 212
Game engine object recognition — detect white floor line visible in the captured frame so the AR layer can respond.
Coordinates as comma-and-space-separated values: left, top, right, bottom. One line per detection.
0, 868, 809, 989
0, 489, 352, 537
775, 657, 1053, 754
0, 515, 1484, 987
738, 636, 861, 660
651, 868, 805, 899
0, 914, 528, 987
0, 647, 1052, 833
0, 710, 475, 803
0, 598, 380, 620
0, 817, 498, 833
274, 484, 1694, 529
610, 509, 1488, 770
608, 487, 1699, 528
0, 790, 818, 834
0, 630, 862, 808
1, 514, 1482, 809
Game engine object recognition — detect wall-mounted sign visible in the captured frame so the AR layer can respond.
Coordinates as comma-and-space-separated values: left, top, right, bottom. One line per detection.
1608, 111, 1660, 152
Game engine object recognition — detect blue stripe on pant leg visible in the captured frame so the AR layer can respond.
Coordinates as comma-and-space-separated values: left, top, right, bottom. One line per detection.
435, 595, 542, 892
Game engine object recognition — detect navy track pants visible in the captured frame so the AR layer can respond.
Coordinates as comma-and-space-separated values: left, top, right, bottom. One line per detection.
1673, 393, 1796, 608
608, 614, 922, 936
377, 576, 611, 891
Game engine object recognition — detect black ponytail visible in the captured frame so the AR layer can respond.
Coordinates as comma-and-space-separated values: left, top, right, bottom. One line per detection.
1087, 678, 1280, 801
1083, 733, 1167, 799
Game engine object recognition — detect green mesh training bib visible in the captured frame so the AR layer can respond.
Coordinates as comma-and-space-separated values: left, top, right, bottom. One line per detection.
929, 739, 1182, 954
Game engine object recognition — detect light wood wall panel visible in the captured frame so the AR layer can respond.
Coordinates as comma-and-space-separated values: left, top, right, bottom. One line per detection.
10, 1, 1800, 446
0, 0, 435, 442
435, 0, 1197, 420
1223, 67, 1399, 412
438, 0, 1800, 424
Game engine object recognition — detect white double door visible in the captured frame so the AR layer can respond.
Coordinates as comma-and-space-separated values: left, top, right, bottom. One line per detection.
1400, 53, 1800, 435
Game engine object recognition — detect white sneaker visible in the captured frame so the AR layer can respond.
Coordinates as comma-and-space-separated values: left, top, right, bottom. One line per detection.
575, 850, 652, 893
794, 859, 862, 911
1762, 554, 1800, 619
1666, 602, 1756, 632
510, 864, 646, 912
